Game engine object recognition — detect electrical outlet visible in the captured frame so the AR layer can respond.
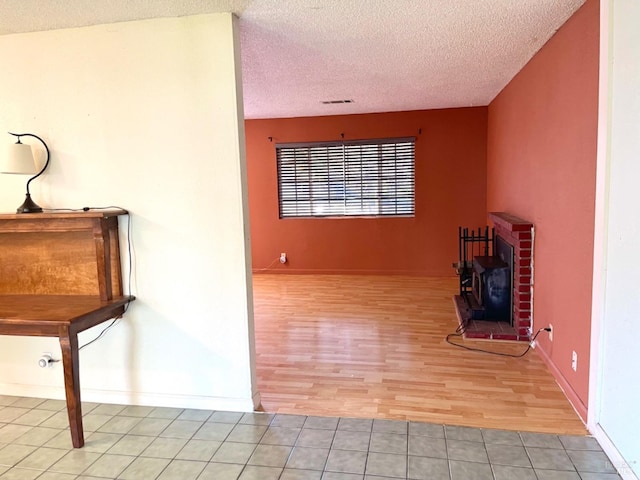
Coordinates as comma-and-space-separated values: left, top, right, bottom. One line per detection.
279, 252, 287, 264
548, 324, 553, 342
572, 351, 578, 371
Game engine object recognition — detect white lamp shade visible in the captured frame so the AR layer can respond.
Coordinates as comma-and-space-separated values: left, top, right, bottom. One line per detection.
1, 143, 38, 175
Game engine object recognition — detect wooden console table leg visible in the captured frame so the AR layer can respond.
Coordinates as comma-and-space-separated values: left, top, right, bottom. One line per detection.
59, 326, 85, 448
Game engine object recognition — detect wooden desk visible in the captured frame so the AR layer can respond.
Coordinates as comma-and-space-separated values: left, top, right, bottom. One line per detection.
0, 210, 135, 448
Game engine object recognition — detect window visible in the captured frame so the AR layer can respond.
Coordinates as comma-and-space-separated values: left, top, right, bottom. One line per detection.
276, 137, 415, 218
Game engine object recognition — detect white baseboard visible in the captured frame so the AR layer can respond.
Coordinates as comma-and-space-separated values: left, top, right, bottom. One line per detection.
0, 383, 66, 402
0, 383, 258, 413
591, 423, 639, 480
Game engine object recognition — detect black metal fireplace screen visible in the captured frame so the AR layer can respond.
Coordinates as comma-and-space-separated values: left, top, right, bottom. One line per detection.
454, 227, 513, 324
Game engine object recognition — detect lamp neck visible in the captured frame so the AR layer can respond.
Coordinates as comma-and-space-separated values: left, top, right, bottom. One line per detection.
8, 132, 50, 194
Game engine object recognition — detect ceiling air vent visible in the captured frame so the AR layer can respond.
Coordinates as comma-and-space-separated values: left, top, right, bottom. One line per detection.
321, 99, 354, 104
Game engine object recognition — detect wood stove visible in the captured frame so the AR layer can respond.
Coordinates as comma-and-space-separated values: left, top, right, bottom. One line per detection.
472, 255, 511, 322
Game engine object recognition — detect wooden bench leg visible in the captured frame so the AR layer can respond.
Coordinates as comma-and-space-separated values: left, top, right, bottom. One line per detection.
59, 326, 84, 448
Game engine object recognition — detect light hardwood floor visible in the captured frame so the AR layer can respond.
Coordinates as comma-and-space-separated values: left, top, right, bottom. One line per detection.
252, 274, 587, 435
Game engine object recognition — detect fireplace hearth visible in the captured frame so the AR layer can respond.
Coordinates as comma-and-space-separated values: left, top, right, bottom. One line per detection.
453, 213, 533, 341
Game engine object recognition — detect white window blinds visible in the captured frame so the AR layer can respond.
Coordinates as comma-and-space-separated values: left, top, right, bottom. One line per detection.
276, 138, 415, 218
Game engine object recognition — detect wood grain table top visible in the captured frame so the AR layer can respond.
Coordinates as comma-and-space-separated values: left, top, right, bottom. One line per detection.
0, 295, 134, 333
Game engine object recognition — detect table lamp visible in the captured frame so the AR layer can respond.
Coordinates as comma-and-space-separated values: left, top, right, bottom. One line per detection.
1, 132, 50, 213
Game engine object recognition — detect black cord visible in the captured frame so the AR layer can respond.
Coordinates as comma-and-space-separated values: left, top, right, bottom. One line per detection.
446, 328, 548, 358
124, 214, 133, 313
82, 206, 126, 211
256, 255, 286, 271
79, 318, 119, 351
43, 208, 86, 212
78, 208, 133, 350
43, 206, 126, 212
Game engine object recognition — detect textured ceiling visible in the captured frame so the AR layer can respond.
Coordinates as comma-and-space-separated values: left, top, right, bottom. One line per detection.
0, 0, 586, 119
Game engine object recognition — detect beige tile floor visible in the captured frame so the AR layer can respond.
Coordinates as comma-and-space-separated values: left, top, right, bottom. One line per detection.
0, 395, 623, 479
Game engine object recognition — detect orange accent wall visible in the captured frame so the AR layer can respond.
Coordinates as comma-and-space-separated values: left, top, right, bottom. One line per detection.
487, 0, 599, 418
246, 108, 487, 276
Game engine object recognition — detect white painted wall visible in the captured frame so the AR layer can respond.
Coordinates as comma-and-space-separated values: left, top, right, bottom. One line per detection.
590, 1, 640, 478
0, 13, 260, 411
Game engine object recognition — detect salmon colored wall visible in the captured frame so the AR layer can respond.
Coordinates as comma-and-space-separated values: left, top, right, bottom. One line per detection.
246, 108, 487, 276
487, 0, 599, 419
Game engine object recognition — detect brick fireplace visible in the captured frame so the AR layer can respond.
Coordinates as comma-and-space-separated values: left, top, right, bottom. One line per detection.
453, 212, 533, 341
489, 212, 533, 340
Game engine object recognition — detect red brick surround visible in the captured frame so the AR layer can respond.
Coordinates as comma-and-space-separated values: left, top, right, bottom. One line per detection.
488, 212, 533, 341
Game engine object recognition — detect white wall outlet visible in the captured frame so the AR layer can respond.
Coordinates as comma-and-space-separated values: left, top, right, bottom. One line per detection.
279, 252, 287, 264
548, 324, 553, 342
572, 350, 578, 371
